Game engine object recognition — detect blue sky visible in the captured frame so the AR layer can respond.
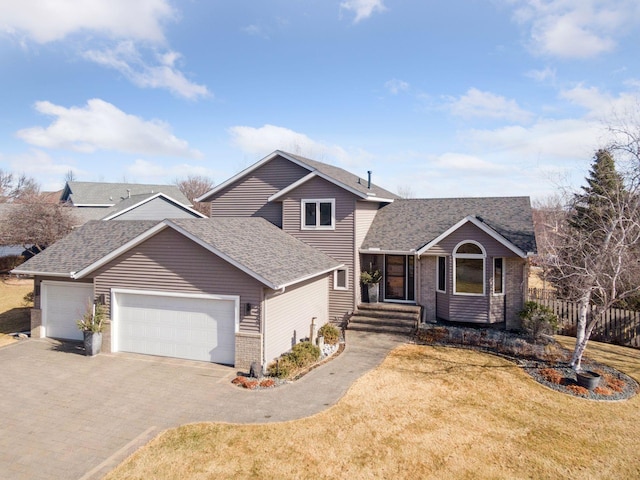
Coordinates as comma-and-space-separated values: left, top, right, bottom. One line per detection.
1, 0, 639, 200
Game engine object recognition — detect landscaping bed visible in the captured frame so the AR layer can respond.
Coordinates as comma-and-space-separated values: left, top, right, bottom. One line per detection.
416, 323, 639, 401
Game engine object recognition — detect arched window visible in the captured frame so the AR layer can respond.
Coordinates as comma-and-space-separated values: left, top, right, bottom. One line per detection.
453, 241, 485, 295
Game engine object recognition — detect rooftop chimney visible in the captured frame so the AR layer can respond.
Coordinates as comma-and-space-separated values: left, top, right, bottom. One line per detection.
367, 171, 372, 189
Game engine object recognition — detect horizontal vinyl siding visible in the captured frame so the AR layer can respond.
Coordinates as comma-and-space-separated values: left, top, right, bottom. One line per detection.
430, 222, 518, 257
264, 275, 329, 364
92, 228, 262, 333
281, 177, 356, 321
354, 201, 380, 304
209, 156, 310, 227
114, 198, 197, 220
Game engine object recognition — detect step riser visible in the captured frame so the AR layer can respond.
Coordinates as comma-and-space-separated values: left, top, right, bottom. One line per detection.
347, 324, 414, 335
350, 317, 416, 328
354, 312, 419, 321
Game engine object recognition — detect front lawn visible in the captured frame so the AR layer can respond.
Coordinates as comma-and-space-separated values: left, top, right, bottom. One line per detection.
106, 339, 640, 479
0, 276, 32, 347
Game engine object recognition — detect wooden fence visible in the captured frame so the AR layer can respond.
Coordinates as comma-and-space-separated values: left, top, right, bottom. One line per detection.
528, 288, 640, 349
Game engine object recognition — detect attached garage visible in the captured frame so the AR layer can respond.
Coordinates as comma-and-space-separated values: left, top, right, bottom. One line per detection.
111, 289, 238, 364
41, 281, 93, 341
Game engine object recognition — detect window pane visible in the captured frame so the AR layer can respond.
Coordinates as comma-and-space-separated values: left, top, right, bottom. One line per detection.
304, 202, 316, 226
456, 258, 483, 294
438, 256, 446, 291
319, 202, 332, 226
494, 258, 503, 294
336, 269, 347, 288
457, 242, 482, 254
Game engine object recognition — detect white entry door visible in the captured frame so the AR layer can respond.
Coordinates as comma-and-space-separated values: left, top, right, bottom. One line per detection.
113, 290, 237, 364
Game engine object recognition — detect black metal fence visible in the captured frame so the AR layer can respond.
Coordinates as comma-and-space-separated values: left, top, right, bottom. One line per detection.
528, 288, 640, 349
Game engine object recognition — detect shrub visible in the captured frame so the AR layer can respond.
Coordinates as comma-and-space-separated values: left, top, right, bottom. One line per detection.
318, 323, 340, 345
566, 385, 589, 396
0, 255, 24, 272
267, 341, 321, 379
539, 368, 563, 385
22, 290, 34, 307
76, 302, 107, 333
360, 269, 382, 284
519, 301, 559, 340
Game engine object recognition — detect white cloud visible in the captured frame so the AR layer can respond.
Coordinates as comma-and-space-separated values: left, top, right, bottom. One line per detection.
526, 66, 556, 83
16, 99, 202, 158
433, 153, 504, 173
340, 0, 387, 23
4, 149, 87, 191
0, 0, 175, 44
126, 159, 216, 182
385, 78, 409, 95
83, 42, 210, 100
510, 0, 640, 58
228, 124, 373, 167
447, 88, 533, 123
560, 84, 640, 120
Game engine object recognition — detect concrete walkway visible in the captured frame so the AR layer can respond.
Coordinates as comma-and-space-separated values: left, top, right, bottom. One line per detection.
0, 330, 407, 480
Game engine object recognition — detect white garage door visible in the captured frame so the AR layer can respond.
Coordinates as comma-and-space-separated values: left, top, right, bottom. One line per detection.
113, 291, 237, 364
42, 282, 93, 341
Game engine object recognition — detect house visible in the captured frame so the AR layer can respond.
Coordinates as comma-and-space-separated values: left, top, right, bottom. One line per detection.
14, 150, 536, 369
60, 181, 202, 224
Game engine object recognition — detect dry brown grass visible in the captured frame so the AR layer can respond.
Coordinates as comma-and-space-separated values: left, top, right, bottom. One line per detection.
0, 276, 32, 347
107, 342, 640, 480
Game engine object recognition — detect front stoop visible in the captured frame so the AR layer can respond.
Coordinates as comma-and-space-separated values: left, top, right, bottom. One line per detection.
348, 303, 421, 335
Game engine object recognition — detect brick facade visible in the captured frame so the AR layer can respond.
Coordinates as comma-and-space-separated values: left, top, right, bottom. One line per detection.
234, 332, 262, 371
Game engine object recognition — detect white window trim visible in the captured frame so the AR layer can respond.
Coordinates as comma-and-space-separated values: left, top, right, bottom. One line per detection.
301, 198, 335, 230
453, 240, 486, 296
436, 256, 446, 293
333, 267, 348, 290
493, 257, 505, 296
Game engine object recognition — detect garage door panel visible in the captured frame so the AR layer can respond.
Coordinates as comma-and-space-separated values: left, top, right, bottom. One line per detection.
43, 283, 93, 341
115, 292, 236, 364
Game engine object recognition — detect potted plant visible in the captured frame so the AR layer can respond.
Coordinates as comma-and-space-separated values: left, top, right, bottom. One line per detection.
361, 269, 382, 303
77, 301, 106, 356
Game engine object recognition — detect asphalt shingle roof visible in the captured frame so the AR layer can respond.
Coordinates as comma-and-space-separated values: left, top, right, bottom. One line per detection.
62, 182, 190, 206
285, 152, 399, 200
362, 197, 537, 254
14, 221, 158, 275
15, 218, 341, 288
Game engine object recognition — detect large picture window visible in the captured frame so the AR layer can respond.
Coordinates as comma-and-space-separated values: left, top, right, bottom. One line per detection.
454, 241, 485, 295
302, 199, 335, 229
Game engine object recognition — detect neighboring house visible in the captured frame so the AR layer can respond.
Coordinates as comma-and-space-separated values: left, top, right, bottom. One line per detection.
14, 150, 536, 369
60, 181, 202, 224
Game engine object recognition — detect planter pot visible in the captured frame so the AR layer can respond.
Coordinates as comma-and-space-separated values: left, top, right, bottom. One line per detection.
367, 283, 380, 303
576, 370, 600, 390
83, 331, 102, 356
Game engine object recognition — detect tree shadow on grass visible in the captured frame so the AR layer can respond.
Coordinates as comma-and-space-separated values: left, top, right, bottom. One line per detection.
0, 307, 30, 334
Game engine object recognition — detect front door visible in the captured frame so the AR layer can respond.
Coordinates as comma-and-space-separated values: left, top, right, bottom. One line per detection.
384, 255, 415, 301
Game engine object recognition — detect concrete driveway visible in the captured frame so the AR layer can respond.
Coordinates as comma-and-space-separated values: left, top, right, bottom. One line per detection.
0, 331, 405, 480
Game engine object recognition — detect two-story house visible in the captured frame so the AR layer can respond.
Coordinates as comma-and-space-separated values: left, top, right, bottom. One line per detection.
14, 151, 536, 370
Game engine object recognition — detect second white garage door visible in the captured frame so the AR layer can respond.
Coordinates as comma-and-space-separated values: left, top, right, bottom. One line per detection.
113, 290, 237, 364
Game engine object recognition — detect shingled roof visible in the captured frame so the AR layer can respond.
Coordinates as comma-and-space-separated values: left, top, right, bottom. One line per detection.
62, 181, 190, 207
14, 218, 341, 289
361, 197, 536, 255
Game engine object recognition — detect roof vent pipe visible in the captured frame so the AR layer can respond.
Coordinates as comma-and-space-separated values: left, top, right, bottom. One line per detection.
126, 189, 131, 198
367, 171, 372, 189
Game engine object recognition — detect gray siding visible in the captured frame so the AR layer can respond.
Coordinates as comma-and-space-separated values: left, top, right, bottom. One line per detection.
209, 155, 310, 227
112, 197, 199, 220
354, 201, 380, 304
428, 222, 523, 324
92, 228, 263, 333
281, 176, 356, 321
264, 275, 329, 364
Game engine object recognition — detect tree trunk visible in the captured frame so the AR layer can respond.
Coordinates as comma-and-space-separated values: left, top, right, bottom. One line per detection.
570, 293, 591, 371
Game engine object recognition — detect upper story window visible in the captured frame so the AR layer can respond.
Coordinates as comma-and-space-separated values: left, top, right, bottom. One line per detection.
453, 241, 486, 296
302, 199, 335, 230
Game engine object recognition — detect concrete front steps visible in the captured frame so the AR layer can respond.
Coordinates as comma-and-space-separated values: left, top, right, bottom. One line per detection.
348, 302, 421, 335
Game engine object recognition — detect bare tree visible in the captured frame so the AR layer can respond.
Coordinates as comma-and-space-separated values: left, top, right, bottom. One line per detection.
0, 200, 76, 252
175, 175, 214, 216
0, 170, 40, 203
396, 184, 414, 199
64, 169, 77, 183
540, 149, 640, 370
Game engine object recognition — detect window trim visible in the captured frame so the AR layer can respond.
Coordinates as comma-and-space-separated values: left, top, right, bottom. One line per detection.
334, 267, 348, 290
453, 240, 486, 296
493, 257, 505, 296
301, 198, 335, 230
436, 256, 447, 293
